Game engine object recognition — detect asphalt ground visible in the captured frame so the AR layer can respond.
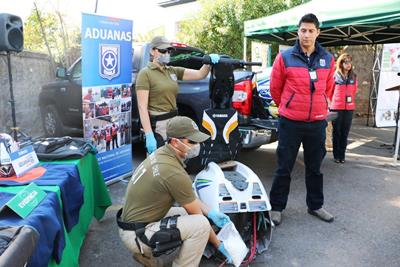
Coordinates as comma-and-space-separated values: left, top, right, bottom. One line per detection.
79, 118, 400, 267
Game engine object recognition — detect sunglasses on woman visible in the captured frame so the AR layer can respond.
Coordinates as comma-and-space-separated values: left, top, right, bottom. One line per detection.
180, 138, 198, 145
157, 48, 171, 54
343, 60, 352, 65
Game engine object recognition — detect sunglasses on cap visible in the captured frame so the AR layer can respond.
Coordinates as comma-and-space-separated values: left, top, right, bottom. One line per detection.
157, 48, 172, 54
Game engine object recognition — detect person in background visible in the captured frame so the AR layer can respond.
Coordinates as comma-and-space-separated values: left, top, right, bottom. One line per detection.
268, 13, 335, 226
83, 88, 94, 102
105, 127, 111, 151
111, 123, 119, 149
117, 116, 232, 266
325, 122, 333, 151
330, 53, 358, 163
136, 36, 220, 155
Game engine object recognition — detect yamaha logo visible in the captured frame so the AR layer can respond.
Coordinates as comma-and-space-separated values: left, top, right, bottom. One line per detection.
99, 44, 120, 80
212, 114, 228, 118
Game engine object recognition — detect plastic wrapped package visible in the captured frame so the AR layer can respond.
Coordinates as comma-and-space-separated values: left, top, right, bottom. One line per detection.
217, 222, 248, 267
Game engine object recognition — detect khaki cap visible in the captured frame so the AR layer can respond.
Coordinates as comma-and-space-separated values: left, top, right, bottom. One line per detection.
150, 36, 172, 49
167, 116, 209, 143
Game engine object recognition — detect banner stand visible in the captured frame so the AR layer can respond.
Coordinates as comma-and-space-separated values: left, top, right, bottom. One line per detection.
81, 13, 134, 182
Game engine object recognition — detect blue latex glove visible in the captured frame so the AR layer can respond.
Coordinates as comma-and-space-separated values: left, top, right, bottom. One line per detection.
145, 132, 157, 154
207, 210, 230, 228
209, 53, 220, 64
218, 242, 233, 264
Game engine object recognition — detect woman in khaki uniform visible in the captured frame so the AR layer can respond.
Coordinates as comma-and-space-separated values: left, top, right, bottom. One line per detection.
136, 36, 219, 154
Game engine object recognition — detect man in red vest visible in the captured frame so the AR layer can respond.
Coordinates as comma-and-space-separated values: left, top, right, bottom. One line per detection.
269, 13, 335, 225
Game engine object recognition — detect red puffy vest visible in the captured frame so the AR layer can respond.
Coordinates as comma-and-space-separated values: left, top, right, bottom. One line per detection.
270, 41, 335, 122
330, 72, 358, 110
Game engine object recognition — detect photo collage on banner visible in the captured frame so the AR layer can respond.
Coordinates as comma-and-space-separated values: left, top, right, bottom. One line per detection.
82, 13, 133, 182
375, 43, 400, 127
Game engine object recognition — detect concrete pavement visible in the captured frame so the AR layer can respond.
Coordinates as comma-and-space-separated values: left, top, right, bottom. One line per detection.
79, 118, 400, 267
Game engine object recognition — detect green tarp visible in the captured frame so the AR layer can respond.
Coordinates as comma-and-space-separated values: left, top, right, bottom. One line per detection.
244, 0, 400, 46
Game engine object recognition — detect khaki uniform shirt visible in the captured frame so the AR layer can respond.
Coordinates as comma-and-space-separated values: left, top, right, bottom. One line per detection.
135, 63, 185, 112
121, 144, 196, 223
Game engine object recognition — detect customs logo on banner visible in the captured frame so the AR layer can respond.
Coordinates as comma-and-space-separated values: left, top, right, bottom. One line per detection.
100, 44, 120, 80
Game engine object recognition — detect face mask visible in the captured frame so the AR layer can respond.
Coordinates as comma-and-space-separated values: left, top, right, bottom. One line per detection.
187, 143, 200, 159
158, 54, 170, 65
178, 139, 200, 159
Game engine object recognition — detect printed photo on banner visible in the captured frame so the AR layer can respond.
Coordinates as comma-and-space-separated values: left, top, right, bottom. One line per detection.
83, 113, 131, 153
83, 83, 132, 119
83, 100, 95, 119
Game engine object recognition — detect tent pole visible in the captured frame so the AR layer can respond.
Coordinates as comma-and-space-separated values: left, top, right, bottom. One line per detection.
394, 95, 400, 165
243, 37, 247, 61
367, 44, 382, 127
366, 44, 376, 126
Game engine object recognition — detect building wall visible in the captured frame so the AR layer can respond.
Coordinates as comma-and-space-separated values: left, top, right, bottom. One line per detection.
0, 51, 53, 138
337, 45, 376, 117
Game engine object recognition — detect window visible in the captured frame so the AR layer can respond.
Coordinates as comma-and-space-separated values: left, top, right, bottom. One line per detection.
71, 61, 82, 80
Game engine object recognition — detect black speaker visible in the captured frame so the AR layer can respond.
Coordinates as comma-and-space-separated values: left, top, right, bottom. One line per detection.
0, 13, 23, 52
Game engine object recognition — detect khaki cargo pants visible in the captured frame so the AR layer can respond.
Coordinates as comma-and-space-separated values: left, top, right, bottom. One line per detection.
119, 207, 211, 267
149, 110, 174, 141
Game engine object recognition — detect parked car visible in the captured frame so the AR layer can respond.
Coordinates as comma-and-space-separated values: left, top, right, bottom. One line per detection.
39, 42, 277, 148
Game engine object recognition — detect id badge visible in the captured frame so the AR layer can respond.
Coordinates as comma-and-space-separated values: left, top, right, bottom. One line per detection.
346, 96, 352, 103
309, 70, 318, 82
170, 74, 177, 81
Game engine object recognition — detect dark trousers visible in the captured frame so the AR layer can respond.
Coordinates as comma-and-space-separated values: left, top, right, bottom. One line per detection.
269, 117, 327, 211
332, 110, 353, 160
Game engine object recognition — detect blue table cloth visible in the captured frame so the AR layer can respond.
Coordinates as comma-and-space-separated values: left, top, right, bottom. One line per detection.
0, 164, 84, 232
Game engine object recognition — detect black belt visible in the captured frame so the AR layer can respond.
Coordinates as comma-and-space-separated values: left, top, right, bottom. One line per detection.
116, 208, 148, 231
116, 208, 182, 257
149, 109, 178, 122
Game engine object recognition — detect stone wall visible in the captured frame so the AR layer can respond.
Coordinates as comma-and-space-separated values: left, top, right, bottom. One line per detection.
0, 51, 53, 138
334, 45, 377, 117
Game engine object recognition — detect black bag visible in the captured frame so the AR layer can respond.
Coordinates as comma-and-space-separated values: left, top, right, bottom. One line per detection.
148, 216, 182, 257
31, 137, 97, 161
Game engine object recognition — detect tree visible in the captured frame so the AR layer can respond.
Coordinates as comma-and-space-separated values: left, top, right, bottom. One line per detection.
32, 2, 56, 72
176, 0, 309, 59
24, 1, 80, 67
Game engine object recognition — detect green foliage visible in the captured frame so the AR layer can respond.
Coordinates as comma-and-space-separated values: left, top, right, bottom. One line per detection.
176, 0, 308, 59
24, 5, 80, 66
24, 8, 59, 52
176, 0, 289, 59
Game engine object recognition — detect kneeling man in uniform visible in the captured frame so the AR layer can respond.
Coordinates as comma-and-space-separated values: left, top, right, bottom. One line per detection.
118, 116, 232, 266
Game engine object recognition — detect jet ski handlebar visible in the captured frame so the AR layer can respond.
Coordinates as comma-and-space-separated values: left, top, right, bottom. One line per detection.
191, 55, 261, 68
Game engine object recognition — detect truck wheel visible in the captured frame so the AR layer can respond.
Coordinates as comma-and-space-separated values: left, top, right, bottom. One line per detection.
42, 105, 64, 137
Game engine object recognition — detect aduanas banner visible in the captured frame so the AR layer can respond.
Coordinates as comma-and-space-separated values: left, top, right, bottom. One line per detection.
81, 13, 133, 183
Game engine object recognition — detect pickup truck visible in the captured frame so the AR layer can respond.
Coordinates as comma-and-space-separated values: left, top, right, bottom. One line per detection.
39, 42, 277, 149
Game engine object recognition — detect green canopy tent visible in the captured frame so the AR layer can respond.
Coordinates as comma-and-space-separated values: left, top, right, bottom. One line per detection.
244, 0, 400, 46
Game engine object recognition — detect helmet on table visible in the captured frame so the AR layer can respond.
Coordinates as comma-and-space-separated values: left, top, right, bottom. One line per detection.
0, 133, 19, 177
